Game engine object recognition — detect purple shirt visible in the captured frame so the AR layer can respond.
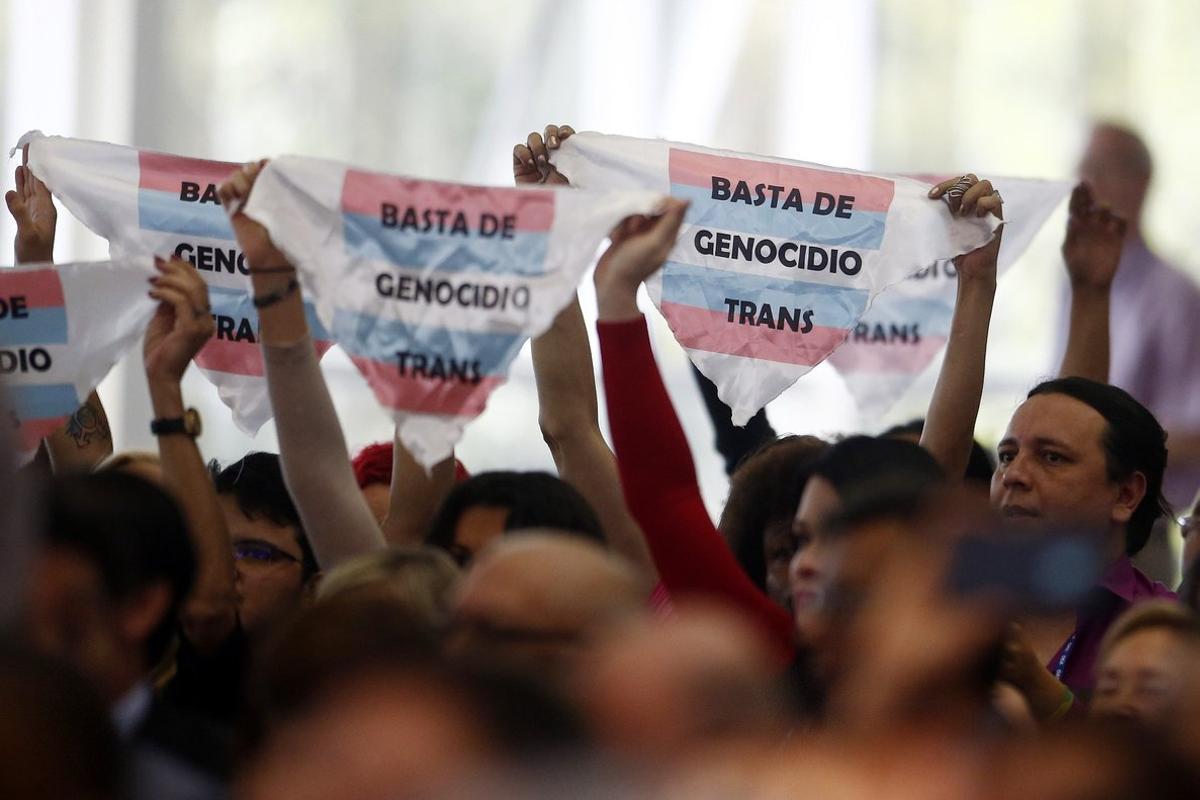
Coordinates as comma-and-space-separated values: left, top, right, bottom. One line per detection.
1106, 241, 1200, 507
1049, 555, 1175, 695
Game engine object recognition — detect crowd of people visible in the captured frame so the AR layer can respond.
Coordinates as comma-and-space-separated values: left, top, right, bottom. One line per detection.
2, 120, 1200, 799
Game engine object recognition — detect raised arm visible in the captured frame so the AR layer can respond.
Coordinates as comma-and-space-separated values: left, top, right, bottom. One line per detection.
593, 201, 795, 660
531, 297, 657, 576
7, 153, 114, 472
1058, 183, 1125, 382
218, 162, 384, 568
514, 125, 657, 576
380, 444, 456, 546
142, 258, 237, 652
919, 175, 1004, 480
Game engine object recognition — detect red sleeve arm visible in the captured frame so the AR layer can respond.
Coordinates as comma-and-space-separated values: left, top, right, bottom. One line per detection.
598, 315, 795, 661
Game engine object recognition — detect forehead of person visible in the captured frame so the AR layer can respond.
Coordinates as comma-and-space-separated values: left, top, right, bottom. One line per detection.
452, 532, 646, 662
993, 393, 1141, 549
1078, 123, 1151, 225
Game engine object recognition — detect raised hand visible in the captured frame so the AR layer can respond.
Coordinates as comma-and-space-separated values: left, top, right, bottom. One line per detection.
1062, 182, 1126, 291
5, 147, 57, 263
216, 159, 290, 270
513, 125, 576, 185
929, 173, 1005, 283
593, 199, 689, 322
144, 257, 215, 384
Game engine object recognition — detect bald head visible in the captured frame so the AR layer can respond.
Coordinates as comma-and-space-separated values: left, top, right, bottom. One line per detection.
451, 532, 647, 675
1078, 122, 1152, 230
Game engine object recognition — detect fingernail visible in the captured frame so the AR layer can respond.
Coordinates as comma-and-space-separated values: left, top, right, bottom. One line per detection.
928, 187, 938, 198
537, 154, 547, 164
549, 136, 558, 147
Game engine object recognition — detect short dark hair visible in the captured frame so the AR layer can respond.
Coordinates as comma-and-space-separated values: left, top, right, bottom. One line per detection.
718, 435, 827, 590
1027, 377, 1168, 555
882, 418, 995, 486
210, 452, 318, 576
425, 471, 603, 560
811, 435, 945, 507
45, 472, 196, 666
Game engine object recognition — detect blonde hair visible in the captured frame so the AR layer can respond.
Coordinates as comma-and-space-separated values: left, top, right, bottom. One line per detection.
317, 546, 460, 627
1098, 601, 1200, 663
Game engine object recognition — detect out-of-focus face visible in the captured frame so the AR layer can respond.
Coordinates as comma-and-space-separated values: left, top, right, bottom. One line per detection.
240, 675, 494, 800
449, 505, 509, 565
219, 496, 310, 641
360, 483, 390, 526
1077, 126, 1147, 229
789, 476, 840, 638
992, 394, 1139, 553
1092, 627, 1195, 728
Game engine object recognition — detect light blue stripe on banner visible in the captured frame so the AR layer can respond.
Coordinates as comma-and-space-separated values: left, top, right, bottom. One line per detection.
0, 306, 68, 345
858, 295, 955, 329
9, 382, 80, 417
138, 189, 234, 240
342, 212, 549, 277
331, 309, 525, 377
207, 286, 331, 342
660, 263, 870, 330
670, 183, 886, 249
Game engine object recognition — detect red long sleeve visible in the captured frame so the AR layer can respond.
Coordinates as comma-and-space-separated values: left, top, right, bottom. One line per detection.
598, 316, 795, 662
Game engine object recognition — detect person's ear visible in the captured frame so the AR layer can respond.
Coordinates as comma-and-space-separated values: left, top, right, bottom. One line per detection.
1111, 471, 1148, 526
117, 581, 173, 647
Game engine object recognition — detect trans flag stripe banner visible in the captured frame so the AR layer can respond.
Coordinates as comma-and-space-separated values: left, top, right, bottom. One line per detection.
21, 131, 333, 434
0, 258, 155, 462
241, 155, 662, 467
553, 132, 1002, 423
827, 175, 1070, 419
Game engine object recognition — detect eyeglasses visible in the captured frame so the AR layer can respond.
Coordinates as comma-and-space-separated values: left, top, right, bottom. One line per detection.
232, 539, 302, 565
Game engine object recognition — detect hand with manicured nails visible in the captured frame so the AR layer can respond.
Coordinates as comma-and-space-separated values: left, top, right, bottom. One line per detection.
144, 258, 215, 384
593, 199, 689, 322
513, 125, 575, 186
1062, 182, 1126, 291
5, 146, 57, 263
928, 174, 1005, 284
217, 159, 290, 270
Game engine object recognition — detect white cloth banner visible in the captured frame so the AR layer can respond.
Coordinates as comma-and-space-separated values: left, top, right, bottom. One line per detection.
828, 175, 1070, 418
20, 131, 332, 434
241, 155, 663, 468
552, 132, 1001, 424
0, 258, 155, 462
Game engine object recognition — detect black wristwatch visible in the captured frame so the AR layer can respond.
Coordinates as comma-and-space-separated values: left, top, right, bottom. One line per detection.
151, 408, 202, 438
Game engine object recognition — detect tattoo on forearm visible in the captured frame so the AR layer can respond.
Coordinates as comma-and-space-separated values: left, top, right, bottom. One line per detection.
65, 403, 110, 448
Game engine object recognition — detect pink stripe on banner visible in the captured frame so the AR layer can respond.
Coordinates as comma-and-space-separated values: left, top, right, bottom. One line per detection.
138, 150, 241, 193
195, 337, 333, 378
828, 334, 949, 374
196, 338, 264, 377
351, 356, 505, 416
340, 170, 555, 234
660, 302, 850, 367
20, 416, 67, 452
669, 149, 895, 214
0, 268, 65, 309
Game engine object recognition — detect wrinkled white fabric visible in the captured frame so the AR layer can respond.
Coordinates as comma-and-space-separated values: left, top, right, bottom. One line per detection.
20, 131, 331, 434
553, 132, 1001, 424
0, 257, 155, 462
242, 155, 662, 468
